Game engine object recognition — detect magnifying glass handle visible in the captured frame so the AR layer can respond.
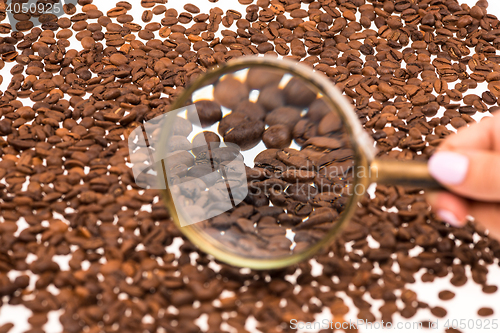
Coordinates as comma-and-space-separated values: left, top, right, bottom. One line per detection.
370, 159, 443, 189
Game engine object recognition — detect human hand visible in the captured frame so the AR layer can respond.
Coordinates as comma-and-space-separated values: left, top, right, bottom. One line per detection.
426, 113, 500, 239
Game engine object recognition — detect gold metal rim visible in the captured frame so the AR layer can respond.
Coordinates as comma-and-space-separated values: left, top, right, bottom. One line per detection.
158, 56, 373, 270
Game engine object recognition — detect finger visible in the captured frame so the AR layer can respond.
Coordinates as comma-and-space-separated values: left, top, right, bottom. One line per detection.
467, 202, 500, 240
426, 191, 468, 227
426, 191, 500, 240
439, 114, 500, 152
428, 149, 500, 202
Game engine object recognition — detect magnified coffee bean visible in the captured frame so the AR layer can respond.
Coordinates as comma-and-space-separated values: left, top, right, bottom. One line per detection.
265, 106, 301, 130
257, 84, 286, 111
262, 124, 292, 149
246, 67, 283, 90
293, 119, 318, 146
283, 77, 317, 107
223, 120, 265, 150
318, 112, 343, 135
214, 76, 249, 110
307, 98, 332, 123
233, 100, 266, 120
191, 100, 223, 127
192, 131, 221, 156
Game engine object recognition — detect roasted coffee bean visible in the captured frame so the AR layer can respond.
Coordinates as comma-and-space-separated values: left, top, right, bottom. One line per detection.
0, 324, 14, 333
219, 113, 265, 150
430, 306, 447, 318
222, 120, 264, 150
192, 131, 221, 155
283, 77, 317, 107
265, 106, 301, 130
293, 119, 318, 146
262, 124, 292, 149
218, 113, 249, 137
246, 67, 283, 90
109, 52, 128, 65
168, 136, 192, 152
318, 112, 343, 135
450, 117, 467, 129
214, 76, 249, 110
173, 116, 193, 136
438, 290, 455, 301
233, 100, 266, 120
191, 100, 223, 127
304, 137, 343, 150
178, 4, 198, 15
142, 10, 153, 22
482, 285, 498, 294
478, 307, 494, 317
307, 98, 331, 123
257, 84, 286, 111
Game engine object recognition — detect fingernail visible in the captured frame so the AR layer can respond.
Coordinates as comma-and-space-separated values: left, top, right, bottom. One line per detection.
428, 151, 469, 185
437, 209, 464, 227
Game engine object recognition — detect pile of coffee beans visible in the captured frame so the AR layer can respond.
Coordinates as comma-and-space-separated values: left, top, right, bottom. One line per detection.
0, 0, 498, 332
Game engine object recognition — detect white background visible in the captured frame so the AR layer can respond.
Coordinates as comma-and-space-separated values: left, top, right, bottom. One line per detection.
0, 0, 500, 332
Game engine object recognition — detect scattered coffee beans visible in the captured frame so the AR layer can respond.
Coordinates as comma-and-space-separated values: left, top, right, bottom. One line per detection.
0, 0, 499, 332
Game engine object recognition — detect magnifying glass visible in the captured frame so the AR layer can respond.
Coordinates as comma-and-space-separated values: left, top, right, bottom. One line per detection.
131, 56, 441, 270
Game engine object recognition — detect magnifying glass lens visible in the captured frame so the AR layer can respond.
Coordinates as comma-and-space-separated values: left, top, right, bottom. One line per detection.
159, 64, 359, 263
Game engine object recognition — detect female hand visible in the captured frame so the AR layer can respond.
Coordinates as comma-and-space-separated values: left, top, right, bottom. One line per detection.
427, 113, 500, 239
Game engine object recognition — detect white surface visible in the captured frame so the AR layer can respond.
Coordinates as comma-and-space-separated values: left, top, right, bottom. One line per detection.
0, 0, 500, 332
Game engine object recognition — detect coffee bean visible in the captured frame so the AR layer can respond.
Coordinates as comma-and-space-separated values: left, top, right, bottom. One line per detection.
173, 117, 193, 136
307, 98, 331, 123
184, 4, 200, 14
223, 120, 265, 150
478, 307, 494, 317
265, 106, 301, 130
257, 84, 285, 111
438, 290, 455, 301
262, 125, 292, 149
304, 137, 343, 150
445, 329, 463, 333
109, 52, 128, 65
318, 112, 343, 135
482, 285, 498, 294
0, 324, 14, 333
192, 131, 221, 156
430, 306, 447, 318
214, 76, 249, 110
283, 77, 317, 107
233, 100, 266, 120
142, 10, 153, 22
246, 67, 283, 90
191, 100, 223, 127
293, 119, 318, 146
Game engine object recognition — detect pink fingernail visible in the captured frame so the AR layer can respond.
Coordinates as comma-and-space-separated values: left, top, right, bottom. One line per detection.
428, 151, 469, 185
437, 209, 463, 227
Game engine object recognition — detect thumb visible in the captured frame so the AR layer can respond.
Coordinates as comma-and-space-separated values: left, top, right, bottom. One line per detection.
428, 150, 500, 202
